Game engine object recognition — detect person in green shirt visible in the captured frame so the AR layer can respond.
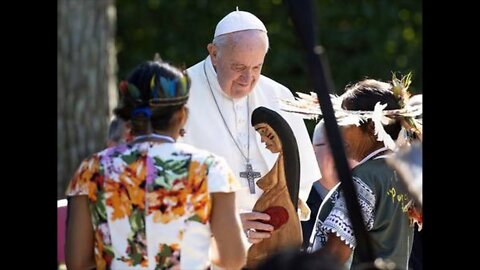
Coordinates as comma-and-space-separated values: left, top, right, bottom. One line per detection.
315, 76, 422, 270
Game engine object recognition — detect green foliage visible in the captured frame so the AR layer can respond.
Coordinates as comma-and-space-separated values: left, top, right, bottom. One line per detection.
316, 0, 422, 94
116, 0, 422, 94
152, 157, 188, 189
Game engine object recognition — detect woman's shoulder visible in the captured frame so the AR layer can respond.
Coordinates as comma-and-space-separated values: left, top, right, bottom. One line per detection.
352, 158, 396, 188
174, 142, 227, 163
354, 157, 392, 173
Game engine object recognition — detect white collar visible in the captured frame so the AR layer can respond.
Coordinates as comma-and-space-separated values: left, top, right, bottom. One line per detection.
357, 147, 389, 165
205, 56, 232, 100
133, 133, 175, 143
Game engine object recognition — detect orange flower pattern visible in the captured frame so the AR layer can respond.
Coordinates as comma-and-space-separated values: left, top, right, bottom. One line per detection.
66, 142, 239, 269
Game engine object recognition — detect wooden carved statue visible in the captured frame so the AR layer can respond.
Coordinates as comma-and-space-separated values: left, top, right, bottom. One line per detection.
246, 106, 302, 268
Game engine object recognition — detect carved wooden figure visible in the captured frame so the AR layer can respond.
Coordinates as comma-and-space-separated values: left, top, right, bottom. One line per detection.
246, 107, 302, 268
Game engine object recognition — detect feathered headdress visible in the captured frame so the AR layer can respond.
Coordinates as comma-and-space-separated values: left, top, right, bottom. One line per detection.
118, 71, 190, 107
279, 72, 422, 151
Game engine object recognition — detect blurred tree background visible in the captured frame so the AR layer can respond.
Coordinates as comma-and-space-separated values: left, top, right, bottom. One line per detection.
116, 0, 422, 94
58, 0, 117, 199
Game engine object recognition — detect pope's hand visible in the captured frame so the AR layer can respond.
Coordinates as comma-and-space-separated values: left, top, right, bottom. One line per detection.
240, 211, 274, 244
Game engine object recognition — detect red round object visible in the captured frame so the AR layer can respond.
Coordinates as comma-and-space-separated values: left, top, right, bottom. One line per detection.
119, 80, 129, 95
261, 206, 289, 230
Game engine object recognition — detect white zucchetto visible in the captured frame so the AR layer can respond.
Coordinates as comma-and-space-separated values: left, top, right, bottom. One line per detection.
214, 8, 267, 38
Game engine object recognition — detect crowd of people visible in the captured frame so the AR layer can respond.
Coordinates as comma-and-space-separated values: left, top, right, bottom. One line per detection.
62, 8, 422, 270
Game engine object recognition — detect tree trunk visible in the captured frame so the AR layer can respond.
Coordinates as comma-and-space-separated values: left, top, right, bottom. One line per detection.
57, 0, 117, 199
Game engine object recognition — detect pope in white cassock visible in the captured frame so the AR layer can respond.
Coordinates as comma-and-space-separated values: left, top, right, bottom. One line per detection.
181, 9, 321, 246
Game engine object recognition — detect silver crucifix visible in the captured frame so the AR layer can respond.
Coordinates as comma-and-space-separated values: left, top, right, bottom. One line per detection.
239, 162, 261, 194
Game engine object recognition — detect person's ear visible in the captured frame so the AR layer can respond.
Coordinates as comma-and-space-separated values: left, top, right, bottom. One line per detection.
172, 106, 188, 127
177, 107, 189, 137
207, 43, 218, 65
181, 106, 188, 123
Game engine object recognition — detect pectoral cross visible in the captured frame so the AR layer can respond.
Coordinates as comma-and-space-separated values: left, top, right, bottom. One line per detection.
240, 162, 261, 194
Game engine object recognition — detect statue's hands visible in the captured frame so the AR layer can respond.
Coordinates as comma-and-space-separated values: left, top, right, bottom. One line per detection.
240, 211, 274, 244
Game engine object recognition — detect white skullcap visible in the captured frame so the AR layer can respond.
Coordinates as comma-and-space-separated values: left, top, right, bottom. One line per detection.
214, 8, 267, 38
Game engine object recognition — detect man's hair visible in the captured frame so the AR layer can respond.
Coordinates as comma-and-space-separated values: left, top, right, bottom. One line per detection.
212, 30, 270, 57
113, 60, 191, 135
342, 79, 402, 140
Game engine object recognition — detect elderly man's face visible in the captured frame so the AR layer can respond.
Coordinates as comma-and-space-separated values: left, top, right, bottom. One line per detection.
210, 31, 267, 99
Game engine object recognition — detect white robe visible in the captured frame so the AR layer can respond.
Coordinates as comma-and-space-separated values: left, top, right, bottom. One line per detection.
181, 56, 320, 219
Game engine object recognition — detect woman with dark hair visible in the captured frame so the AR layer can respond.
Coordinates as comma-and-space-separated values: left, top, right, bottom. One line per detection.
246, 106, 302, 268
65, 60, 246, 270
315, 77, 422, 269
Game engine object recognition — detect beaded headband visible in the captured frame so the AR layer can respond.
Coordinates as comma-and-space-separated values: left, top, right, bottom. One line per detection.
118, 73, 189, 108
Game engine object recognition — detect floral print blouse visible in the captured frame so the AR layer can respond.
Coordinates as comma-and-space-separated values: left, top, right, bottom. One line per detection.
66, 141, 240, 270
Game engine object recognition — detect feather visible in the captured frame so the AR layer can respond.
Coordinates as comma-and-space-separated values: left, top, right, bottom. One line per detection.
279, 91, 422, 146
372, 102, 396, 151
179, 77, 187, 95
150, 75, 159, 98
337, 115, 363, 127
279, 92, 321, 119
296, 92, 319, 103
278, 92, 340, 119
160, 77, 176, 97
392, 72, 412, 106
